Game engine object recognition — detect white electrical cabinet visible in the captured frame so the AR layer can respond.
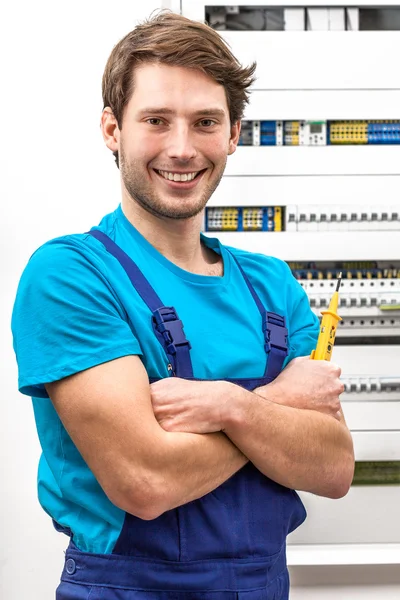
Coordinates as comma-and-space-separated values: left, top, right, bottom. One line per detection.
288, 345, 400, 565
181, 0, 400, 569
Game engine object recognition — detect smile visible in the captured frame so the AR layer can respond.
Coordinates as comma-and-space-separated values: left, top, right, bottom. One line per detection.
155, 169, 205, 182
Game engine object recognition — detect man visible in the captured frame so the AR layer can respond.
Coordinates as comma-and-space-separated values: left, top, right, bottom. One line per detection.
12, 11, 354, 600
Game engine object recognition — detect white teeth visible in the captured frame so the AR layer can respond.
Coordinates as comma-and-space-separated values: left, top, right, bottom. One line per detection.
158, 169, 200, 182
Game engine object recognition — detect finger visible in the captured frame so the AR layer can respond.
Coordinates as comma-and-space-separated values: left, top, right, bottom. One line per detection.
160, 419, 186, 433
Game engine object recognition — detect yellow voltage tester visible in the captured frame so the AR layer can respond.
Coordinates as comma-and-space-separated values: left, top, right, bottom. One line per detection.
311, 273, 342, 361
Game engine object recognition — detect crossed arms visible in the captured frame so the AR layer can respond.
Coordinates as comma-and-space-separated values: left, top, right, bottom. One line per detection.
45, 353, 354, 520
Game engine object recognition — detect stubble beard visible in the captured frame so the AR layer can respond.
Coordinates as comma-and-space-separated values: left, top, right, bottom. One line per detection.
120, 148, 226, 220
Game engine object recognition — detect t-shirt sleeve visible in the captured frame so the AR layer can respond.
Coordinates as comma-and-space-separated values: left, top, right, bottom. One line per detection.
11, 237, 142, 398
283, 263, 320, 366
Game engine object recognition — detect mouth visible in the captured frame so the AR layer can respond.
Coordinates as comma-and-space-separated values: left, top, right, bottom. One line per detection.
153, 168, 207, 188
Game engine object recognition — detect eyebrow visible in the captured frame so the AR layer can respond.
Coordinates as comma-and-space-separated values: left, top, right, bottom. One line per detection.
137, 107, 227, 118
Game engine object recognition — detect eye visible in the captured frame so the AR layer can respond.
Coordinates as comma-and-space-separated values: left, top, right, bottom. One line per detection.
198, 119, 216, 127
146, 118, 164, 126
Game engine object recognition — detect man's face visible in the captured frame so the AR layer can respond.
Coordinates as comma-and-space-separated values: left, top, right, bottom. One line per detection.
116, 63, 240, 220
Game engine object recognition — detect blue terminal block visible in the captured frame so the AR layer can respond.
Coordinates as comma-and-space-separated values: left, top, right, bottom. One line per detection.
262, 207, 275, 232
260, 121, 277, 132
260, 134, 276, 145
367, 122, 400, 145
326, 121, 331, 145
237, 208, 244, 232
260, 121, 277, 146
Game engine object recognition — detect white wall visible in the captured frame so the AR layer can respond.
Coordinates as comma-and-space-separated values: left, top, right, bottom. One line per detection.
1, 3, 162, 599
2, 1, 400, 599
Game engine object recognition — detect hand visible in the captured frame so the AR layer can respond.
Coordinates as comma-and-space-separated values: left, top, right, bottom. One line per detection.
150, 378, 229, 434
254, 356, 344, 420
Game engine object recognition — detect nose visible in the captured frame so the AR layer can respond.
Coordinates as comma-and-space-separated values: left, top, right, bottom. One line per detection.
166, 123, 197, 162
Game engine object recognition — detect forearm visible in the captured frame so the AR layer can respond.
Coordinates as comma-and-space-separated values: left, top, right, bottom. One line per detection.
221, 383, 354, 498
135, 428, 248, 518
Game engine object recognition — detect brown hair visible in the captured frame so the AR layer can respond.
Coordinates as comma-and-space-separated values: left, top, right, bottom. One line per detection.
102, 10, 256, 165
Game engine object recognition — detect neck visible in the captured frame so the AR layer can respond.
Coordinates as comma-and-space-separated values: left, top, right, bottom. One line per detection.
121, 193, 221, 275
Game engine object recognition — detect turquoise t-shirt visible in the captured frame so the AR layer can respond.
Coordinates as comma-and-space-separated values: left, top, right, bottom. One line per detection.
12, 204, 319, 554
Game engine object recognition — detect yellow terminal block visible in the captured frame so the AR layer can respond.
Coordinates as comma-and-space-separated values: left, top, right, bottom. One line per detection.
274, 207, 282, 232
222, 208, 238, 231
311, 273, 342, 361
330, 121, 368, 145
243, 208, 263, 231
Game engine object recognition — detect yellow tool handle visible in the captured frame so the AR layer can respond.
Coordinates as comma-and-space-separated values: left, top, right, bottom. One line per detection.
311, 307, 342, 361
311, 274, 342, 362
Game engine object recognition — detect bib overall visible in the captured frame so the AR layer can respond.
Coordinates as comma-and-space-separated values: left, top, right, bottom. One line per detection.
56, 231, 306, 600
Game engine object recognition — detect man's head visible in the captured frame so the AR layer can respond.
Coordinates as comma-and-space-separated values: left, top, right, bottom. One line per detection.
101, 11, 256, 221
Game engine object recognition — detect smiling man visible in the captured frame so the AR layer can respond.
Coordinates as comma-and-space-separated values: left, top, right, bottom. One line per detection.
12, 11, 354, 600
115, 64, 234, 221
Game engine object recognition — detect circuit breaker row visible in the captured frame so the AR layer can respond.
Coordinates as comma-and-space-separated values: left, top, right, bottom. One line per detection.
341, 376, 400, 396
295, 264, 400, 336
286, 205, 400, 232
292, 266, 400, 280
205, 206, 400, 232
302, 278, 400, 310
306, 282, 399, 312
205, 206, 283, 231
239, 120, 400, 146
206, 5, 400, 32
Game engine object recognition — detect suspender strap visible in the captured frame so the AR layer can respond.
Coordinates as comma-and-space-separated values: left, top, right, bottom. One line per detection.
227, 250, 288, 382
152, 306, 193, 378
262, 312, 289, 383
87, 230, 287, 382
87, 230, 193, 378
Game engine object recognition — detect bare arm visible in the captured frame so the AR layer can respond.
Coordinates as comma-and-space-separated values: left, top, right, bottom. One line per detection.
151, 357, 355, 499
45, 355, 247, 520
221, 383, 354, 499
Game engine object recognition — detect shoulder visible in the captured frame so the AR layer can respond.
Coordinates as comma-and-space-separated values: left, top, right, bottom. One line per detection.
27, 233, 93, 265
17, 236, 93, 298
12, 228, 140, 397
13, 229, 125, 325
20, 228, 118, 289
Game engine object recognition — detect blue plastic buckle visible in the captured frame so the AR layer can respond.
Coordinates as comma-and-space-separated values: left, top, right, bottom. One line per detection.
153, 307, 191, 356
262, 312, 288, 355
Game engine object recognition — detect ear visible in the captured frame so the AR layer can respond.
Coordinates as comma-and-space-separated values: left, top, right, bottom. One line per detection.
101, 108, 120, 153
228, 120, 241, 155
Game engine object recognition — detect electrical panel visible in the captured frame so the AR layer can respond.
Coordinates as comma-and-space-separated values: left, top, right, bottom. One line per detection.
238, 120, 400, 146
180, 0, 400, 568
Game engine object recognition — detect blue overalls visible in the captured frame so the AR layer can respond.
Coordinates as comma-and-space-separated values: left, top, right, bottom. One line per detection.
56, 230, 306, 600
